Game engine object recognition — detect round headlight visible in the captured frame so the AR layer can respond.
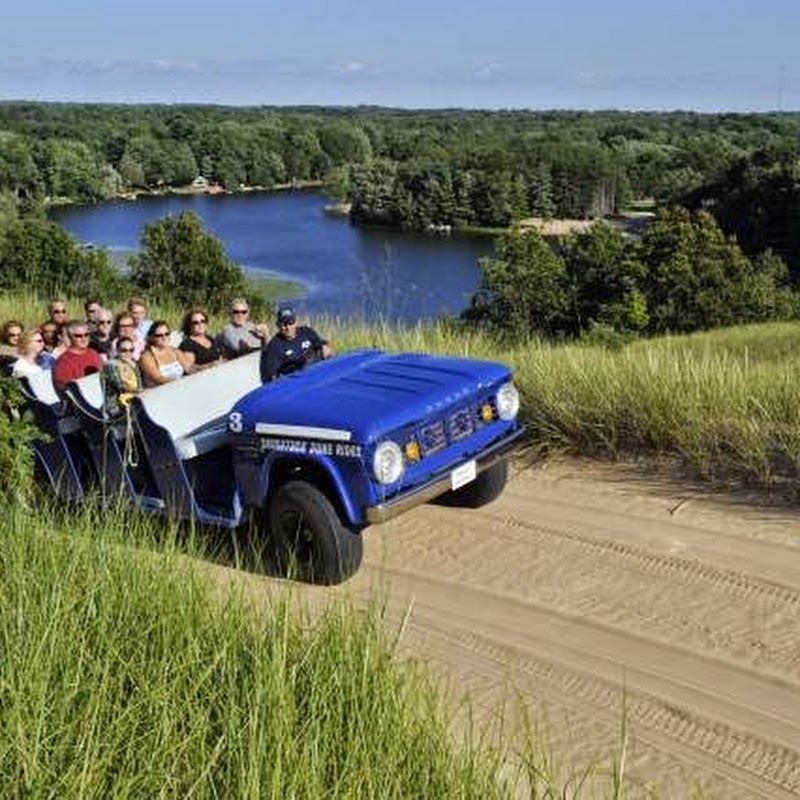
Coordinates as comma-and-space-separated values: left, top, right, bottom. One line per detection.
495, 382, 520, 421
373, 440, 405, 485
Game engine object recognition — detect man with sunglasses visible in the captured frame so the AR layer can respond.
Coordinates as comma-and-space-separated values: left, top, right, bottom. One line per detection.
43, 298, 69, 332
215, 298, 268, 359
53, 320, 104, 392
260, 306, 332, 383
89, 308, 114, 360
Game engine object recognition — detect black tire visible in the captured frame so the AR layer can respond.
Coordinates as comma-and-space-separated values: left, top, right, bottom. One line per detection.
269, 480, 363, 584
435, 459, 508, 509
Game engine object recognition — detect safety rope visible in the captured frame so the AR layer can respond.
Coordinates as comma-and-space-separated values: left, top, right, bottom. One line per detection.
119, 392, 139, 468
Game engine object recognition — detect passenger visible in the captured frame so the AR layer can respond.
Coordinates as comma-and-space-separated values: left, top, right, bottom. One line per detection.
43, 298, 69, 331
89, 308, 114, 360
53, 321, 104, 392
102, 336, 143, 415
41, 321, 66, 356
215, 298, 268, 359
11, 330, 50, 377
139, 321, 192, 387
111, 312, 145, 360
0, 320, 23, 357
179, 307, 224, 370
127, 296, 153, 342
84, 298, 102, 330
0, 320, 24, 377
260, 306, 333, 383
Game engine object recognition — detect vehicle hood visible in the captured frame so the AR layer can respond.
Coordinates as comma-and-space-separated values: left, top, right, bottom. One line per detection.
232, 349, 511, 443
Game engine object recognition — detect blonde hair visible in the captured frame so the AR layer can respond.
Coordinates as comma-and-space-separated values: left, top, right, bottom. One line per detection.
18, 329, 44, 357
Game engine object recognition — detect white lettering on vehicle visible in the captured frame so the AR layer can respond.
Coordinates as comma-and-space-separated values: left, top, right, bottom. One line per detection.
259, 437, 362, 458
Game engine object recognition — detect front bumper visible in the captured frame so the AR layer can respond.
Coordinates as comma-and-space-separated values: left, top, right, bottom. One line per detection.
365, 426, 525, 524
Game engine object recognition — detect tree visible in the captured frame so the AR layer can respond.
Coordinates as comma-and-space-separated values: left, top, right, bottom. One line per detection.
636, 208, 791, 333
560, 222, 646, 334
317, 123, 372, 166
129, 212, 247, 313
463, 228, 569, 337
37, 139, 106, 201
0, 133, 40, 201
0, 218, 124, 299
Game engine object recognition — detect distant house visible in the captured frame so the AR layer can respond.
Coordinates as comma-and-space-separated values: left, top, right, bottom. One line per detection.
191, 176, 210, 190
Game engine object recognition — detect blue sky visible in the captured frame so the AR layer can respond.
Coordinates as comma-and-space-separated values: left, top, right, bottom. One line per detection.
2, 0, 799, 111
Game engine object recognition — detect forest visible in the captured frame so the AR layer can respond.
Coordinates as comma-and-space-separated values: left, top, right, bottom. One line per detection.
2, 102, 800, 337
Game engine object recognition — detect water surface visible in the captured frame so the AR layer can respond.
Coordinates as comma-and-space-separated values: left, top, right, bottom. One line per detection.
51, 191, 493, 323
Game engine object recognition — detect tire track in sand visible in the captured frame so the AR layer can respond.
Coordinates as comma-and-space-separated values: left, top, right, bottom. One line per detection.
349, 461, 800, 798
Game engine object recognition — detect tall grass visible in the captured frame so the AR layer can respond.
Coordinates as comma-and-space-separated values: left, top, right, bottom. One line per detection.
506, 326, 800, 489
0, 502, 512, 798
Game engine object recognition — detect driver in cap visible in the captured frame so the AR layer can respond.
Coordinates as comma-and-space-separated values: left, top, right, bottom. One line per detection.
260, 306, 333, 382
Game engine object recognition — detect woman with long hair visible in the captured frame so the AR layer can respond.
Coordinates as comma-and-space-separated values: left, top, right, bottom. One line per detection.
12, 330, 49, 378
179, 307, 223, 370
138, 320, 192, 387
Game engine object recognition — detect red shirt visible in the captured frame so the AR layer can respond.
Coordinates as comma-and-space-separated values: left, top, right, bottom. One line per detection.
53, 348, 104, 392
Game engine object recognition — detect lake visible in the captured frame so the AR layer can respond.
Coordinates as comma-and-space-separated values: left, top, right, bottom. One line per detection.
50, 191, 494, 323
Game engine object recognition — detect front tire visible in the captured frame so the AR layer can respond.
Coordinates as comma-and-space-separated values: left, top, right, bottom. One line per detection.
269, 480, 363, 584
435, 459, 508, 509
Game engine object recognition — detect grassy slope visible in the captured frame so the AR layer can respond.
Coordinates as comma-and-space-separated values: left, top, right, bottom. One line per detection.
0, 504, 511, 798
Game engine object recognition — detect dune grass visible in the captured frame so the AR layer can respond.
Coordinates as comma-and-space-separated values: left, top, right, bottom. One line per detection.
0, 501, 514, 798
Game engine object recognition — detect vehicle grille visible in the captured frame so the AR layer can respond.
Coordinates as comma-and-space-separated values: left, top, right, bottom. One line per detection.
447, 407, 474, 442
420, 419, 447, 455
419, 404, 482, 456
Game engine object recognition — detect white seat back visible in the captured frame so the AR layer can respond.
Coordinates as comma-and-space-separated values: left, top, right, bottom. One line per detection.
24, 370, 61, 406
70, 372, 104, 413
136, 352, 261, 443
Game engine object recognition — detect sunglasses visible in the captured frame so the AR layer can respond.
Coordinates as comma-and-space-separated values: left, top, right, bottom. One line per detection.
72, 332, 89, 339
231, 309, 248, 315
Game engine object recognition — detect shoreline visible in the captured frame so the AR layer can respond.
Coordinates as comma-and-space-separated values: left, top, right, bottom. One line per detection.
45, 179, 326, 208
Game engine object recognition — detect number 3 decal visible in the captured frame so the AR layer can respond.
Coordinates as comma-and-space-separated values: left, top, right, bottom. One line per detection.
229, 412, 243, 433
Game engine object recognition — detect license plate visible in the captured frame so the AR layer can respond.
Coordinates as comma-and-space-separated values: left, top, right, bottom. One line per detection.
451, 460, 477, 490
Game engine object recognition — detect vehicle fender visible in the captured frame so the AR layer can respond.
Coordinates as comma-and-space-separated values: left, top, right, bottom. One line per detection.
239, 451, 365, 528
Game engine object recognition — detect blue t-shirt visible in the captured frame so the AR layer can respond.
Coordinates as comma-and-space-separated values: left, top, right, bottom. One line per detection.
260, 326, 326, 382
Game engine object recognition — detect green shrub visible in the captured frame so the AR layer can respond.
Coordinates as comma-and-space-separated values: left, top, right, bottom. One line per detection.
0, 377, 37, 503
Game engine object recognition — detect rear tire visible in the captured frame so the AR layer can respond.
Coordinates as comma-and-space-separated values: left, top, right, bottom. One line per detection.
435, 459, 508, 509
269, 480, 362, 584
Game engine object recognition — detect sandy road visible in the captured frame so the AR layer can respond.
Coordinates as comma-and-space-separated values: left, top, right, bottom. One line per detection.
307, 459, 800, 798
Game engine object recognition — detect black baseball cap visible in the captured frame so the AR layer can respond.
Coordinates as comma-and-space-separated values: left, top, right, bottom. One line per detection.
276, 306, 296, 325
